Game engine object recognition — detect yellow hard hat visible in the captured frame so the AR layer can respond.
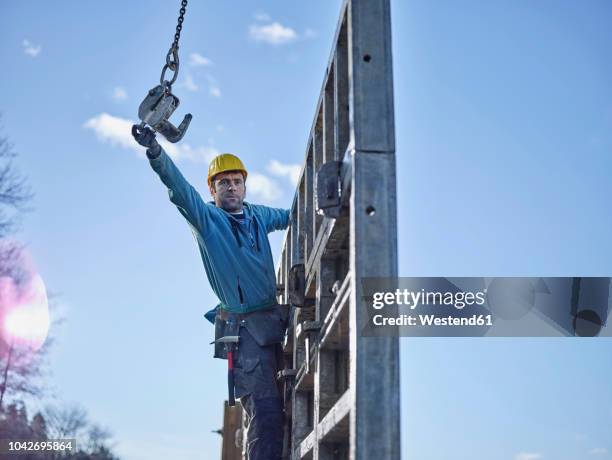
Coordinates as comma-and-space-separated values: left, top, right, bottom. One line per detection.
207, 153, 248, 186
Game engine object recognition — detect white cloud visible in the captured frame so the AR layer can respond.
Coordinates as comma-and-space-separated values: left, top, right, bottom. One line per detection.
254, 12, 271, 22
304, 28, 317, 39
205, 75, 221, 98
184, 74, 199, 92
246, 172, 281, 203
83, 113, 218, 163
249, 22, 297, 45
170, 142, 219, 163
515, 453, 542, 460
182, 73, 220, 96
112, 87, 128, 101
22, 39, 41, 57
267, 160, 301, 185
83, 113, 139, 153
189, 52, 212, 67
589, 448, 609, 456
209, 86, 221, 98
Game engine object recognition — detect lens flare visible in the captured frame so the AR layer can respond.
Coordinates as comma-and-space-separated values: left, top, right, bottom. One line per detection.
1, 274, 50, 353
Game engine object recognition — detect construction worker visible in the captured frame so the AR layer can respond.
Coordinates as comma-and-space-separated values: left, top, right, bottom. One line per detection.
132, 126, 289, 460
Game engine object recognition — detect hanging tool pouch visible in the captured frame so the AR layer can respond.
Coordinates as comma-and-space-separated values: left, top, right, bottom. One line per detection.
213, 315, 229, 359
242, 306, 288, 347
214, 306, 288, 359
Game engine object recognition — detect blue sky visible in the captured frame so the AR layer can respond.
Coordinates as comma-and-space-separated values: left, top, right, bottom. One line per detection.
1, 1, 611, 459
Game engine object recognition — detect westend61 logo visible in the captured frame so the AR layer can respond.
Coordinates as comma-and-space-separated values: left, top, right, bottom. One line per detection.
372, 289, 487, 310
361, 277, 612, 337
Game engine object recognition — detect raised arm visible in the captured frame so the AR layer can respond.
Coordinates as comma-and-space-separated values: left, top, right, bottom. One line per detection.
133, 125, 212, 235
252, 204, 291, 233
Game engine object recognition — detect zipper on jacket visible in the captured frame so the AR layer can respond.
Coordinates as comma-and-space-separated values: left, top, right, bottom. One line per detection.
237, 277, 245, 304
252, 216, 260, 252
229, 218, 242, 248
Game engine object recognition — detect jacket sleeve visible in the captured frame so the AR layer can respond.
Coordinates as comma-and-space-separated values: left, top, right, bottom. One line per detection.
253, 205, 291, 233
148, 147, 213, 236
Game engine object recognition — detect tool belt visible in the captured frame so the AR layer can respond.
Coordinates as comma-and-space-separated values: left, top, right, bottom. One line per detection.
213, 304, 289, 359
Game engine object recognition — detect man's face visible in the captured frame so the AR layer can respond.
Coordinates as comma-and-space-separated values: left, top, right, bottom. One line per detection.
210, 171, 246, 212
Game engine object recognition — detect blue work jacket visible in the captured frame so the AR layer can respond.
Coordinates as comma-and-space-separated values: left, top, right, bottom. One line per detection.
148, 148, 290, 319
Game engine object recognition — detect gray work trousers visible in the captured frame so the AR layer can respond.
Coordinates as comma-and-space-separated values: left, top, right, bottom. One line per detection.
215, 306, 287, 460
236, 325, 284, 460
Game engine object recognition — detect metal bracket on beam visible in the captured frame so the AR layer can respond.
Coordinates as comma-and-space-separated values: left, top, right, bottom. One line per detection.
289, 264, 314, 308
277, 368, 298, 381
277, 368, 298, 413
316, 161, 343, 218
302, 321, 322, 333
288, 264, 304, 307
302, 321, 321, 374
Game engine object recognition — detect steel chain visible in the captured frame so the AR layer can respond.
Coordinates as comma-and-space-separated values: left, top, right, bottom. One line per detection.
172, 0, 188, 50
160, 0, 188, 88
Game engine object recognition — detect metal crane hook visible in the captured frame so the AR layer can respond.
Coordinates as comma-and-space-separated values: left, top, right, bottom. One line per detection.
135, 0, 192, 143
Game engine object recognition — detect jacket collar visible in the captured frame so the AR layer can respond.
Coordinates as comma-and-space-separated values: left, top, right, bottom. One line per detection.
208, 201, 254, 222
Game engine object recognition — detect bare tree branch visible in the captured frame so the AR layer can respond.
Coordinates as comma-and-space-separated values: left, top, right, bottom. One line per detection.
0, 119, 41, 411
0, 124, 33, 237
43, 403, 89, 439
